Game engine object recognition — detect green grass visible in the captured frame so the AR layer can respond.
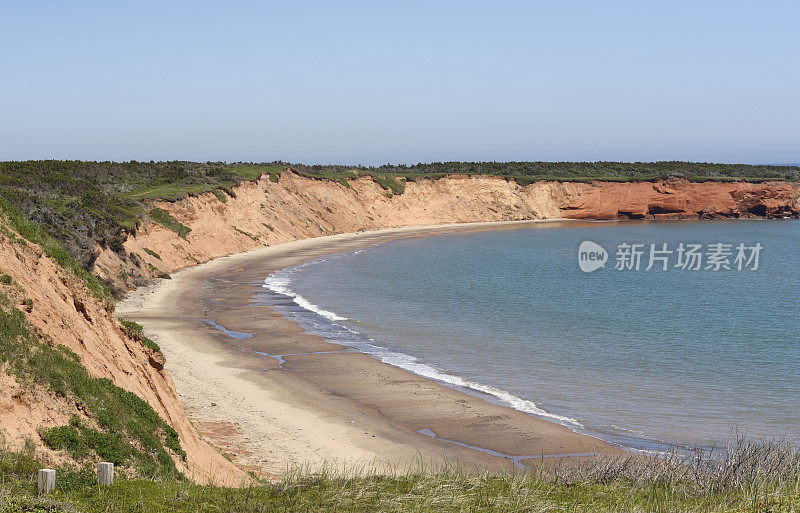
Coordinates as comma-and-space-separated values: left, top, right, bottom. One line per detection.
118, 319, 161, 353
148, 208, 190, 239
39, 422, 90, 460
141, 337, 161, 354
143, 248, 161, 260
121, 182, 224, 201
108, 163, 281, 203
40, 420, 156, 468
211, 188, 227, 203
292, 168, 358, 189
228, 164, 286, 182
1, 450, 799, 512
0, 295, 182, 477
373, 174, 406, 195
233, 227, 259, 241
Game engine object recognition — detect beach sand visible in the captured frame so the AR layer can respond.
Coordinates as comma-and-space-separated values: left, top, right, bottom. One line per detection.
117, 221, 623, 477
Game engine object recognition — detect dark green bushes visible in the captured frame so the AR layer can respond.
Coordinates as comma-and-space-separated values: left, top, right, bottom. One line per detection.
0, 198, 110, 299
290, 160, 800, 185
0, 161, 285, 280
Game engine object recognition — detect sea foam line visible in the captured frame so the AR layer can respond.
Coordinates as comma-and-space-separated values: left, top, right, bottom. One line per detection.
362, 344, 582, 428
262, 260, 584, 431
264, 272, 347, 321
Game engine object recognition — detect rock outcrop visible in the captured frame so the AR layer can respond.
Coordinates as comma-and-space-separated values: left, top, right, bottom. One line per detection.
561, 181, 799, 220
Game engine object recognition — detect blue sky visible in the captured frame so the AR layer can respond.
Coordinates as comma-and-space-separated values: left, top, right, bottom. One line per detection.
1, 1, 798, 165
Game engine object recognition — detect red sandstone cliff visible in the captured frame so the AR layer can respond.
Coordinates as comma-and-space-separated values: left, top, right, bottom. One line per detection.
561, 181, 799, 220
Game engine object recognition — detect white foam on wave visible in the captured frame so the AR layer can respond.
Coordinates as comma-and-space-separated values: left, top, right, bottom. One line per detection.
262, 247, 583, 431
264, 271, 348, 321
361, 344, 582, 428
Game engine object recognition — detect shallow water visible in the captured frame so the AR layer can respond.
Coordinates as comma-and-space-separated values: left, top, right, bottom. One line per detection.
261, 220, 800, 452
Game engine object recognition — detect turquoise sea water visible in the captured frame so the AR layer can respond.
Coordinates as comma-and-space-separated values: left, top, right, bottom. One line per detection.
262, 220, 800, 452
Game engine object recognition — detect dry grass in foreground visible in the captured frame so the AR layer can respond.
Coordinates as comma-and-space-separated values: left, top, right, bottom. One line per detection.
1, 435, 799, 512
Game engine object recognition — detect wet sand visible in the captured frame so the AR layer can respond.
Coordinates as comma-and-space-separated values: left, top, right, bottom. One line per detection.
117, 221, 624, 476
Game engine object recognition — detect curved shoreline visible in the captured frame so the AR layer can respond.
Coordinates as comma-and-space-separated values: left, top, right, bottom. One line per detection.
263, 256, 586, 428
260, 224, 696, 456
117, 220, 624, 476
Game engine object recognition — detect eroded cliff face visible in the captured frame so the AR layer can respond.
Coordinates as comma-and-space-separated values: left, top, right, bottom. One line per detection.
93, 172, 799, 291
0, 221, 245, 485
94, 172, 581, 287
561, 181, 800, 220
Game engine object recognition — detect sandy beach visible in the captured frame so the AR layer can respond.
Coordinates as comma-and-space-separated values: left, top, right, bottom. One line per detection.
117, 221, 623, 477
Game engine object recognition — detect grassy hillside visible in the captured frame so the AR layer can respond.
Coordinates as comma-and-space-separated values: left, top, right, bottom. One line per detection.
0, 285, 184, 480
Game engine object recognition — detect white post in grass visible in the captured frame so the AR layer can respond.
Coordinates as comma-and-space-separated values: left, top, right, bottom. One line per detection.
98, 462, 114, 486
37, 469, 56, 494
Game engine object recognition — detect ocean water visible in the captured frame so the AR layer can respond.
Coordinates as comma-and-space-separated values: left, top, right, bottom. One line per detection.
262, 220, 800, 452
